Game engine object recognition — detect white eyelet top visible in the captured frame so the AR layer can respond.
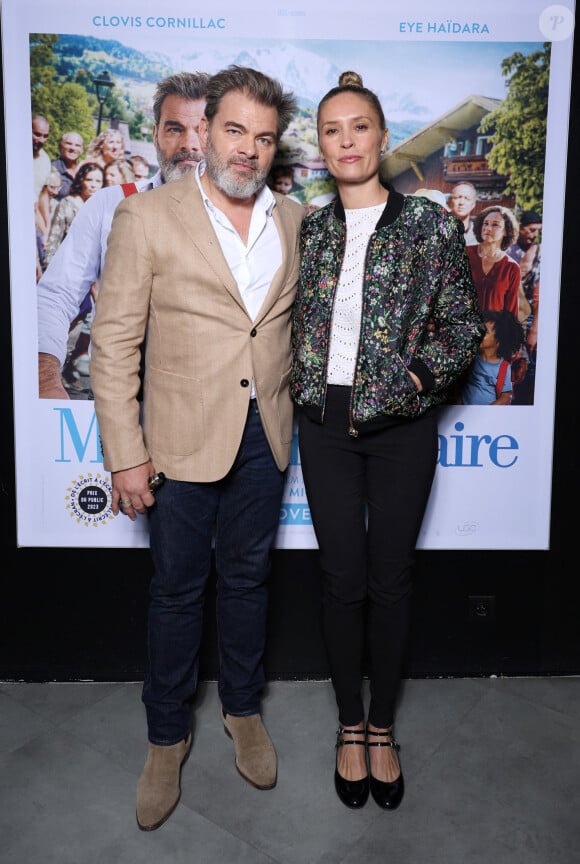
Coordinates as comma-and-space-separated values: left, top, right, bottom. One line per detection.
327, 203, 384, 386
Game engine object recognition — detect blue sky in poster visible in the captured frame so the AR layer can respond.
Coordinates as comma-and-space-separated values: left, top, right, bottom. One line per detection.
86, 32, 540, 124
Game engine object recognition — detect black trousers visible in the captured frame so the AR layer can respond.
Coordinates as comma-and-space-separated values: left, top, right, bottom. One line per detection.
298, 385, 438, 728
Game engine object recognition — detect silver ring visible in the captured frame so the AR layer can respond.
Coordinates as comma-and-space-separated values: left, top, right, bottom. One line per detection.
120, 498, 131, 506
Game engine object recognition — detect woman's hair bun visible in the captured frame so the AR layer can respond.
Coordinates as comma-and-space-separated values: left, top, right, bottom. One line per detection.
338, 70, 363, 88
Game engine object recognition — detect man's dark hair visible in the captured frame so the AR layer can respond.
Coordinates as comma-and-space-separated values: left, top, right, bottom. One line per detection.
152, 72, 211, 126
203, 65, 297, 140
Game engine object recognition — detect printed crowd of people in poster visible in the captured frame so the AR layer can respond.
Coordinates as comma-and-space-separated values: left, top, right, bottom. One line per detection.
33, 35, 544, 408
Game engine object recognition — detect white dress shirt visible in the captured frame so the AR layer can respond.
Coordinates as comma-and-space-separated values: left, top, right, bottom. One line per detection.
195, 162, 282, 397
195, 162, 282, 321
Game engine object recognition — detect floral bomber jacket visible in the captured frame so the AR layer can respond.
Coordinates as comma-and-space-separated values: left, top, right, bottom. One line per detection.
289, 189, 486, 433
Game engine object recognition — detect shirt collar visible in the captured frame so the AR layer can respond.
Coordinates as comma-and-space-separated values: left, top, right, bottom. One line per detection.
148, 170, 164, 189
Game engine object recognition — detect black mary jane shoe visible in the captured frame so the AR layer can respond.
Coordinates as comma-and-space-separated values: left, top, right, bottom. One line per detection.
334, 726, 369, 809
367, 726, 404, 810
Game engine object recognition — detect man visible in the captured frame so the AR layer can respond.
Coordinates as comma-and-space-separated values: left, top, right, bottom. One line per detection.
448, 180, 477, 245
129, 154, 150, 181
51, 130, 84, 199
32, 114, 51, 201
37, 72, 210, 398
507, 209, 542, 277
90, 65, 302, 831
507, 210, 542, 404
33, 115, 52, 263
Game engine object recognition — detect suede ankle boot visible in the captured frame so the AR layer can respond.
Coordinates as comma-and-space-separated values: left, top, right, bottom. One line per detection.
222, 709, 277, 789
136, 734, 191, 830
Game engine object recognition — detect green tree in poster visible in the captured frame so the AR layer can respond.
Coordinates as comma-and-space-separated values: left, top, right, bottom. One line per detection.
30, 34, 111, 159
129, 110, 150, 142
480, 43, 550, 214
30, 34, 58, 96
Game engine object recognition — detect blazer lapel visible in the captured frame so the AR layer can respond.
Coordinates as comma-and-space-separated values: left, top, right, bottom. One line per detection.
254, 197, 297, 323
167, 172, 245, 309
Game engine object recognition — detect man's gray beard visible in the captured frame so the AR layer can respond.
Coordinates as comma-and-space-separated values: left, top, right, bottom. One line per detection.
156, 148, 199, 183
204, 133, 269, 199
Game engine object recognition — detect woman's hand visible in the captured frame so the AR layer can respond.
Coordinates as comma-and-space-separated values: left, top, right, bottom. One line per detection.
408, 370, 423, 393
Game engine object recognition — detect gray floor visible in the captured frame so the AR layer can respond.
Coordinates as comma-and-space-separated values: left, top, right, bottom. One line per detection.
1, 677, 579, 864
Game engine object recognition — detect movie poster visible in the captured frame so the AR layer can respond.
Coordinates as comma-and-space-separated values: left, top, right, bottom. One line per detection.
1, 0, 575, 548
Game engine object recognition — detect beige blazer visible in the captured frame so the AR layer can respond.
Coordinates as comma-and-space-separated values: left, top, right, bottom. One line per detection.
90, 171, 303, 481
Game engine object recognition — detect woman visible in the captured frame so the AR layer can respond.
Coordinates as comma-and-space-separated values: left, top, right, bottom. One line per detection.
43, 162, 104, 268
466, 205, 531, 396
82, 128, 125, 169
466, 205, 527, 320
103, 157, 135, 187
290, 72, 484, 811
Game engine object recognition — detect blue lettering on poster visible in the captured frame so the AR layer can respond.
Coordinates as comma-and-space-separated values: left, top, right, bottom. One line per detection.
279, 504, 311, 525
437, 421, 518, 468
399, 21, 490, 35
52, 412, 518, 470
92, 16, 227, 30
54, 408, 103, 464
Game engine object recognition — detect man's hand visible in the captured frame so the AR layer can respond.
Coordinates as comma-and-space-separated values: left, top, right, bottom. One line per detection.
112, 462, 157, 521
38, 352, 69, 399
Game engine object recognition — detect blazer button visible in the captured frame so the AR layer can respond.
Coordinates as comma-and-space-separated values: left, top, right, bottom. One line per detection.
250, 328, 257, 337
240, 379, 250, 388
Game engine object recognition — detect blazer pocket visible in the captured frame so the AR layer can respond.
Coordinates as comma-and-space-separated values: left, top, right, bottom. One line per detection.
143, 368, 205, 456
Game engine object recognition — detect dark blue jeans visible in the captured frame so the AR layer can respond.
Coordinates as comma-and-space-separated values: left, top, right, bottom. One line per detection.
143, 400, 285, 745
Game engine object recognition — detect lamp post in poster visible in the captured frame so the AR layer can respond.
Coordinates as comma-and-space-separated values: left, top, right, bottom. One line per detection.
92, 70, 114, 135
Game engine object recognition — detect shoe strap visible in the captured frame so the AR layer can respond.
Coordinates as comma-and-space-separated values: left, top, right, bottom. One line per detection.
366, 728, 400, 750
336, 726, 366, 748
